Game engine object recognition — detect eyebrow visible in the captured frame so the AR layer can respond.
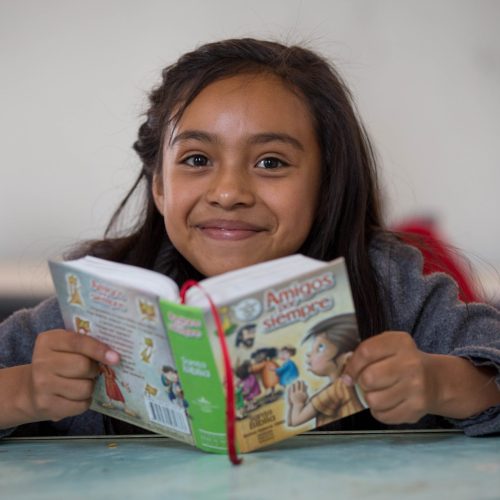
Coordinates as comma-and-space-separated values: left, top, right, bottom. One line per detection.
169, 130, 304, 151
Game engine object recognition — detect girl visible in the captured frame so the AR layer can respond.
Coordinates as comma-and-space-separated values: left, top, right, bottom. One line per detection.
1, 38, 499, 437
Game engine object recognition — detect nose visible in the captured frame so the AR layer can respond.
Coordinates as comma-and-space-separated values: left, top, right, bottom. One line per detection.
205, 165, 256, 209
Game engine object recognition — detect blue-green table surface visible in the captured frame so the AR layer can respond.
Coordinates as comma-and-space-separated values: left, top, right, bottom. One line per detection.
0, 431, 499, 500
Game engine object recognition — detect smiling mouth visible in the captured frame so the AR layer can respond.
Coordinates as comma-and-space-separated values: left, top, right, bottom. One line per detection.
195, 220, 265, 241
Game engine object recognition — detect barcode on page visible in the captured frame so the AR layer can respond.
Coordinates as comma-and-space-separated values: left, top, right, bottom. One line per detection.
145, 398, 191, 434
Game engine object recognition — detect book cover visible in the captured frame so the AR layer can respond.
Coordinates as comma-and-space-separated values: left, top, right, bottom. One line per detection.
50, 255, 366, 454
49, 262, 195, 445
165, 257, 366, 453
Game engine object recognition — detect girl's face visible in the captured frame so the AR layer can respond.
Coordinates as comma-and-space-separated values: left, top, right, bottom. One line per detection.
153, 73, 321, 276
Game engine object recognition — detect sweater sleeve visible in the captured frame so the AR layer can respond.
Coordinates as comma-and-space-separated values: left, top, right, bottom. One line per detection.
370, 240, 500, 435
0, 297, 64, 369
0, 297, 107, 438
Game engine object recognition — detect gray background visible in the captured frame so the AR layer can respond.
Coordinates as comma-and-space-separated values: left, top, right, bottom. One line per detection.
1, 0, 499, 292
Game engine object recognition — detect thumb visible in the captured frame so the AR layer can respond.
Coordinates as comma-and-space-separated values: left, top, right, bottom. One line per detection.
340, 352, 355, 387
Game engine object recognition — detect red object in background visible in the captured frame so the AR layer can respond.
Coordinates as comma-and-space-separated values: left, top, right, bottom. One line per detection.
393, 218, 479, 303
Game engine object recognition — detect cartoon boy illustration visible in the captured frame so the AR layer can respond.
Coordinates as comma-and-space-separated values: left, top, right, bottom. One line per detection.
235, 323, 257, 348
274, 346, 299, 386
161, 365, 189, 410
287, 313, 365, 428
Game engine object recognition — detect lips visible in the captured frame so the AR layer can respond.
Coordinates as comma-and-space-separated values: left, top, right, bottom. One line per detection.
194, 219, 265, 241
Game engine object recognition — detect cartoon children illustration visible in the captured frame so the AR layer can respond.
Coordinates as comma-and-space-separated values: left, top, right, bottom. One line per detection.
250, 347, 280, 397
235, 360, 261, 413
161, 365, 189, 410
235, 323, 257, 349
274, 346, 299, 386
99, 364, 135, 416
287, 313, 365, 428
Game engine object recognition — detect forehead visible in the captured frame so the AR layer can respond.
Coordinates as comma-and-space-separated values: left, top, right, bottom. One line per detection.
169, 73, 317, 141
312, 333, 337, 349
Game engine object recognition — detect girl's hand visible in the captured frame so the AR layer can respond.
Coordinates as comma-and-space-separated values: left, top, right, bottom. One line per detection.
342, 331, 436, 424
26, 329, 120, 422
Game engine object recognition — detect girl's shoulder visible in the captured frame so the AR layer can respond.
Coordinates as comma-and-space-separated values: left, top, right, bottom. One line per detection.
368, 232, 425, 279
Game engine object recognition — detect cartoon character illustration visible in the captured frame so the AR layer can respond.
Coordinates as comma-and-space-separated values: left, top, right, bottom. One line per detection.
234, 360, 261, 413
74, 316, 91, 335
138, 300, 156, 322
235, 323, 257, 348
273, 346, 299, 386
99, 364, 135, 416
140, 337, 154, 363
161, 366, 189, 410
234, 379, 245, 418
219, 306, 237, 336
250, 347, 280, 396
144, 384, 158, 397
67, 274, 83, 306
287, 313, 365, 428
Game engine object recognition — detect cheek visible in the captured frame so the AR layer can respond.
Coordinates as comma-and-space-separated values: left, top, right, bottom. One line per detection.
163, 179, 196, 228
265, 182, 318, 235
309, 352, 320, 367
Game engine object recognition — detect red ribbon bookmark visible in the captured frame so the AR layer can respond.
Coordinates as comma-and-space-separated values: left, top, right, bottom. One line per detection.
180, 280, 242, 465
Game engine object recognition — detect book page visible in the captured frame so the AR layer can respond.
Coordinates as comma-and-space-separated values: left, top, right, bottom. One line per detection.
57, 256, 180, 302
49, 260, 193, 444
187, 254, 329, 307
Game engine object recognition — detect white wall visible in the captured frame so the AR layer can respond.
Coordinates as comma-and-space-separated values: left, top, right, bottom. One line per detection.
1, 0, 499, 276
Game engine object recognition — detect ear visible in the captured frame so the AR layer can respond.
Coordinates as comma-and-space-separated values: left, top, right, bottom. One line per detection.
152, 171, 165, 215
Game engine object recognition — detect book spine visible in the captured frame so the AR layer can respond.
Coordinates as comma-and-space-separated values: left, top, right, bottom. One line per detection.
159, 300, 227, 454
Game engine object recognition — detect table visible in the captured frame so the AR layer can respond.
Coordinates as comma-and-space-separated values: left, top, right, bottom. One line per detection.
1, 431, 498, 499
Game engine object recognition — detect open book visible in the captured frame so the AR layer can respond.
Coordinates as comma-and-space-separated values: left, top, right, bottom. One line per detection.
49, 254, 367, 454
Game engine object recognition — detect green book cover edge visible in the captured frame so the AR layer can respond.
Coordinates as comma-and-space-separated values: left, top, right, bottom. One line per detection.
159, 300, 228, 454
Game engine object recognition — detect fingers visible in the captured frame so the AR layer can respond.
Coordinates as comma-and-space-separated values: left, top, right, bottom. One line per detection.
40, 330, 120, 365
38, 372, 97, 402
341, 331, 431, 424
355, 357, 401, 392
28, 365, 98, 422
51, 352, 101, 379
368, 387, 426, 425
37, 330, 120, 365
289, 380, 307, 393
28, 330, 121, 422
34, 393, 94, 422
344, 331, 408, 382
287, 380, 308, 404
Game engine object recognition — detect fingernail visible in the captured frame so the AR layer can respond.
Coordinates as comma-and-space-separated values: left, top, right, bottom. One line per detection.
341, 374, 353, 386
105, 350, 120, 364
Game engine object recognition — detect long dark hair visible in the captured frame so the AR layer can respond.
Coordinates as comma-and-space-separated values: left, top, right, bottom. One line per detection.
74, 38, 388, 338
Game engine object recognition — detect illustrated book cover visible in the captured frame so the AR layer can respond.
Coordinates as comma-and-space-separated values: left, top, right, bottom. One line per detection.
49, 254, 367, 454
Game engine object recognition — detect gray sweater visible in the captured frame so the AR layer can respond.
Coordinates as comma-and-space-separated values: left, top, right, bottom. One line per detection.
1, 240, 499, 437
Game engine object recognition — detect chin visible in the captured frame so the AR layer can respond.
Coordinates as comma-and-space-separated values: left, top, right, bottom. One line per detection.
201, 262, 248, 277
197, 256, 266, 277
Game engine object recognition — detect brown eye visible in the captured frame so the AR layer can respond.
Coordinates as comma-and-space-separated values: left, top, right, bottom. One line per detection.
256, 157, 287, 169
184, 154, 209, 167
